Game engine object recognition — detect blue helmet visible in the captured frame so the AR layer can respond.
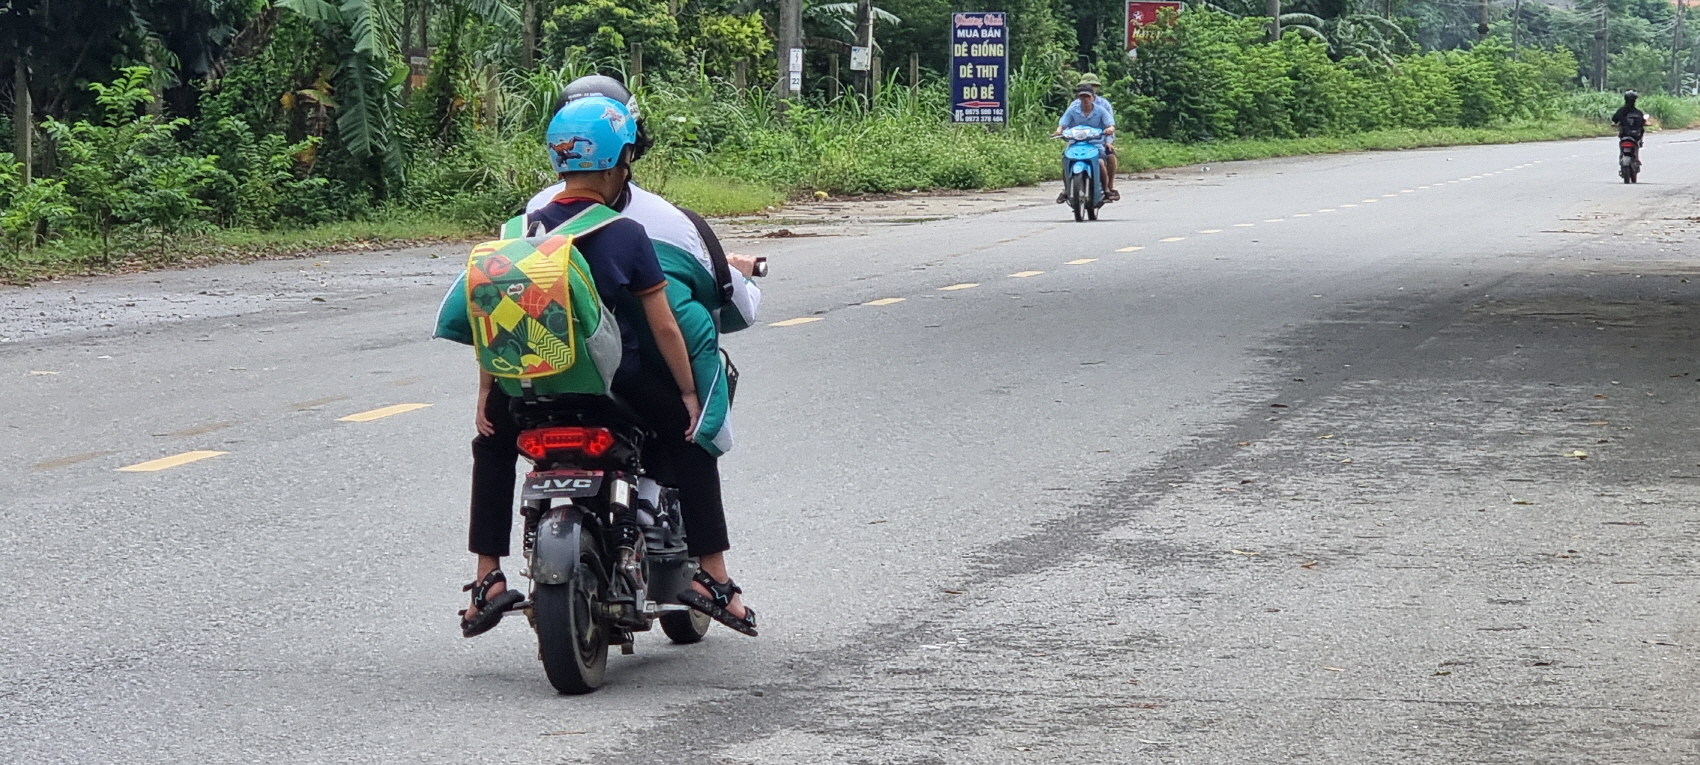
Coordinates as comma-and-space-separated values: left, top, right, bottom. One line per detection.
544, 95, 637, 174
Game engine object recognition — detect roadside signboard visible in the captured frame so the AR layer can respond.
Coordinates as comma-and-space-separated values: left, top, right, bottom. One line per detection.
1125, 1, 1181, 52
850, 46, 871, 71
788, 47, 804, 93
950, 12, 1008, 124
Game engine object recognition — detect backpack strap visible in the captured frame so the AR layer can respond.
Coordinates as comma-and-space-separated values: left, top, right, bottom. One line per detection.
681, 207, 735, 306
528, 202, 624, 239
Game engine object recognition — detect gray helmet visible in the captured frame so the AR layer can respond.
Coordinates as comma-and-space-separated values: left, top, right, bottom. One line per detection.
558, 75, 639, 117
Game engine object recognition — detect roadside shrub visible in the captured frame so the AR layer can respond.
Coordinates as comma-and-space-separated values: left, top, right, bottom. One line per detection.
1124, 9, 1576, 142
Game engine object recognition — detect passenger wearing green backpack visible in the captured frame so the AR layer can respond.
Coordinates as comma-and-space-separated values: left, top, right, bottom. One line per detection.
435, 95, 757, 638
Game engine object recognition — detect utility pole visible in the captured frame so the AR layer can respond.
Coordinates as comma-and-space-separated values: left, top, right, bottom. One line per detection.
855, 0, 874, 98
12, 60, 30, 184
778, 0, 802, 99
1268, 0, 1280, 41
1594, 0, 1608, 90
1672, 0, 1686, 93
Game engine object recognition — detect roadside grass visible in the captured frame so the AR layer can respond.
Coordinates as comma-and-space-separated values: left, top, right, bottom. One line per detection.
645, 173, 786, 216
0, 116, 1626, 285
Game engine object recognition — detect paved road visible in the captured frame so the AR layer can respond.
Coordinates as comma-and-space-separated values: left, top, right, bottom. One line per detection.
4, 135, 1700, 764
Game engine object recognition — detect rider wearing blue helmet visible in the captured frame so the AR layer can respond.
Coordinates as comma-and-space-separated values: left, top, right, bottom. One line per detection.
441, 96, 755, 638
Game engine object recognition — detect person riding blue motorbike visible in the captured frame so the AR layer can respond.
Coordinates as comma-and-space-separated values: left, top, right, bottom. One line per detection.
1072, 74, 1118, 200
436, 93, 760, 641
1053, 86, 1117, 204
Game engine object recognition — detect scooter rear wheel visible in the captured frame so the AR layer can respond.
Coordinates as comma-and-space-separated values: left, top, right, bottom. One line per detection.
533, 524, 609, 694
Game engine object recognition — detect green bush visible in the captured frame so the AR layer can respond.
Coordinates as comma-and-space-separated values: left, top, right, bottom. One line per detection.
1121, 9, 1575, 142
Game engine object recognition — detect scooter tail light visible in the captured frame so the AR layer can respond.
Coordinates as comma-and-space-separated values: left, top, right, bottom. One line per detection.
516, 427, 616, 460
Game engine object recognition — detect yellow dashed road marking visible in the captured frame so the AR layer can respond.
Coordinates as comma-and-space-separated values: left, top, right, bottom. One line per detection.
1318, 209, 1336, 213
339, 403, 433, 422
1233, 223, 1256, 227
119, 450, 227, 472
1418, 186, 1430, 189
1264, 218, 1285, 222
1291, 213, 1311, 217
864, 297, 905, 306
1361, 199, 1378, 203
1341, 203, 1358, 207
769, 317, 824, 326
1382, 194, 1397, 197
1199, 229, 1222, 234
1009, 271, 1045, 278
1160, 237, 1186, 242
938, 283, 979, 291
1116, 246, 1145, 252
1401, 189, 1415, 192
1065, 258, 1097, 265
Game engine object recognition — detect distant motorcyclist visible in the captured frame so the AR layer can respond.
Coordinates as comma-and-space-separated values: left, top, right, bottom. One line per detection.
1075, 74, 1119, 198
1052, 86, 1117, 203
1612, 90, 1646, 140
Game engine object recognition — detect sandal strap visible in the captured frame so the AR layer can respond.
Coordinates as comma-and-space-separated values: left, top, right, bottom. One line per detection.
462, 569, 507, 609
691, 569, 742, 607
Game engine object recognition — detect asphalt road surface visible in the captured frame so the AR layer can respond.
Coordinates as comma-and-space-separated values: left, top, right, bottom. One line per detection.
4, 134, 1700, 764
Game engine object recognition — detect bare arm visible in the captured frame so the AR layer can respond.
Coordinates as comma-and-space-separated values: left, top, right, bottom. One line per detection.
476, 371, 495, 437
638, 285, 702, 437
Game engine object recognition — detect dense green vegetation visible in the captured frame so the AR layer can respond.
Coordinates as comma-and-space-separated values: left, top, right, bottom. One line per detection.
0, 0, 1690, 280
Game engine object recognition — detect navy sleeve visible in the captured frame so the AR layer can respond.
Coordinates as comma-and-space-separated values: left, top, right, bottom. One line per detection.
607, 218, 667, 295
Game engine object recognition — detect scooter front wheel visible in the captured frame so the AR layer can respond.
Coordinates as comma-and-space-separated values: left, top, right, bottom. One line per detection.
659, 608, 712, 643
1069, 175, 1087, 222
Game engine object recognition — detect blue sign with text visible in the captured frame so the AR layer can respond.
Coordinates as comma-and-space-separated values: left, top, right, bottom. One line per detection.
950, 12, 1008, 124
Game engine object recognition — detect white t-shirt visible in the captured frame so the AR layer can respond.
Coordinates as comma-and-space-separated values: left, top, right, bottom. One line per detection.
526, 182, 761, 328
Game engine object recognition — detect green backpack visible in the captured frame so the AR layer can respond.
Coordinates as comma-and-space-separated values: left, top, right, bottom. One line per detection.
466, 205, 623, 397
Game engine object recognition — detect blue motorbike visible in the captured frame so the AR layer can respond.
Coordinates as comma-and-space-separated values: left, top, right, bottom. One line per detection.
1059, 125, 1107, 222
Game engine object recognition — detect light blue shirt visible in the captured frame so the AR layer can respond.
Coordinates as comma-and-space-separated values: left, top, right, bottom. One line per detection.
1060, 97, 1114, 126
1058, 99, 1114, 142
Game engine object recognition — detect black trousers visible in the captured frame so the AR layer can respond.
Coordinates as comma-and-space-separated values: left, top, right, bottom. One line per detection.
467, 371, 730, 558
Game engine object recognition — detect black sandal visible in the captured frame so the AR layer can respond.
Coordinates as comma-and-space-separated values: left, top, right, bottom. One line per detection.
1105, 189, 1121, 202
459, 569, 524, 638
678, 570, 759, 637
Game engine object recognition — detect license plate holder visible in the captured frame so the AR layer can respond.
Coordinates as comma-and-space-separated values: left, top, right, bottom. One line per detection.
522, 470, 605, 499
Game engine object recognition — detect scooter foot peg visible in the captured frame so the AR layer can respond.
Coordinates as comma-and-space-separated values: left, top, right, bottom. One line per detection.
620, 643, 636, 655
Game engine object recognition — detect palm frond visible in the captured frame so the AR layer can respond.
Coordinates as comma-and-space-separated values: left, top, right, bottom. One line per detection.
274, 0, 342, 25
339, 0, 389, 57
466, 0, 522, 30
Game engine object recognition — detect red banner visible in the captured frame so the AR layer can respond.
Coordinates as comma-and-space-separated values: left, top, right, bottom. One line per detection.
1125, 1, 1181, 51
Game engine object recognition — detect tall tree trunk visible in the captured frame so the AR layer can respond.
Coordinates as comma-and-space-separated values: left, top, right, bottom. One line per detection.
522, 0, 538, 69
1268, 0, 1281, 42
12, 59, 30, 184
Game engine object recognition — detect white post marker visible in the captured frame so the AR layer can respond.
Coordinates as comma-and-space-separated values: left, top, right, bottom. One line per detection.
788, 47, 804, 93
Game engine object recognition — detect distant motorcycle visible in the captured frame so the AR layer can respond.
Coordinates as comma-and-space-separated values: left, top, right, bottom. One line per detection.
1619, 135, 1641, 184
1058, 125, 1107, 222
